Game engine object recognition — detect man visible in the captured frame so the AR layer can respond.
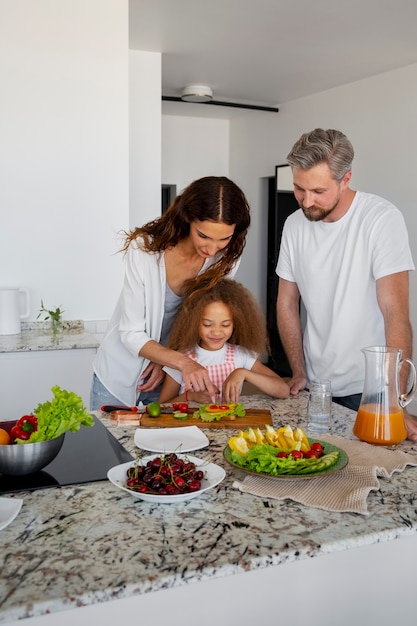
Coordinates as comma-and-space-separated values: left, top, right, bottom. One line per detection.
276, 128, 417, 439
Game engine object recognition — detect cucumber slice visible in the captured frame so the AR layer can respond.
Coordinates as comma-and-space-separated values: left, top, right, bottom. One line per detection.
173, 411, 189, 420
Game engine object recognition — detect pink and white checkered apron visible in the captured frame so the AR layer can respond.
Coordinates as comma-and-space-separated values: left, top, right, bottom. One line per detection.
185, 344, 236, 392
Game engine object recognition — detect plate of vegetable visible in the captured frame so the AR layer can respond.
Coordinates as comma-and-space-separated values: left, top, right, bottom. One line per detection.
223, 426, 348, 479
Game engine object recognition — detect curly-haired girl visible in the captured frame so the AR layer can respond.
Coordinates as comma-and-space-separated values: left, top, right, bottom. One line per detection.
159, 279, 289, 404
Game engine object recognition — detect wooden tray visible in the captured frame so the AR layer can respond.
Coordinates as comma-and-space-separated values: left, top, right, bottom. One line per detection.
139, 408, 272, 429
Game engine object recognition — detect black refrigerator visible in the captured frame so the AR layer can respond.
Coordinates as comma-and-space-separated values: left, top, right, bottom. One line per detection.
266, 165, 299, 376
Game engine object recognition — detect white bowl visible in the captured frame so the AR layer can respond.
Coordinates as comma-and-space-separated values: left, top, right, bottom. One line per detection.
107, 453, 225, 503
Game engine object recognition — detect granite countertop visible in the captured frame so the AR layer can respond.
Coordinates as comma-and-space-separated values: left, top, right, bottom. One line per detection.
0, 321, 99, 353
1, 394, 417, 623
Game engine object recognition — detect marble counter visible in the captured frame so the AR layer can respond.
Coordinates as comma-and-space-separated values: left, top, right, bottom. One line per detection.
1, 394, 417, 624
0, 321, 99, 353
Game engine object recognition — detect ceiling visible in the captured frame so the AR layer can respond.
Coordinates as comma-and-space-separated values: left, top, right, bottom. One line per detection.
129, 0, 417, 118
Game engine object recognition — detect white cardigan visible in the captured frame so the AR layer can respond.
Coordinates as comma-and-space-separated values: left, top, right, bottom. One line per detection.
93, 238, 240, 406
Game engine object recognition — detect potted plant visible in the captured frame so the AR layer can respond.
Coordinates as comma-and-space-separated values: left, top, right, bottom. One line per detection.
37, 300, 65, 336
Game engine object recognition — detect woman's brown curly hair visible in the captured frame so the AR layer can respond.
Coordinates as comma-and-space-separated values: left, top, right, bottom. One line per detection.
120, 176, 251, 295
167, 278, 270, 358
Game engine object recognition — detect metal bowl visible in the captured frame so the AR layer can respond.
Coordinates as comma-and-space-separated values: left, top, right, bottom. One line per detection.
0, 431, 65, 476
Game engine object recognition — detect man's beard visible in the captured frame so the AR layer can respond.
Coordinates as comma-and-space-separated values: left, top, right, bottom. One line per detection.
300, 194, 340, 222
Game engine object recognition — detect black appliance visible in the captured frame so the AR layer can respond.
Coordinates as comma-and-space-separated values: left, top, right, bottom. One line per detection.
0, 416, 133, 495
266, 165, 299, 376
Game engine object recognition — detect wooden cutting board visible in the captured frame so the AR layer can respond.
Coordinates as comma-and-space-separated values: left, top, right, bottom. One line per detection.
139, 408, 272, 429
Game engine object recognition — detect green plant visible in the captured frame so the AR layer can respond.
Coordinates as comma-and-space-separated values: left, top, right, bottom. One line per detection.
37, 300, 64, 325
37, 300, 64, 323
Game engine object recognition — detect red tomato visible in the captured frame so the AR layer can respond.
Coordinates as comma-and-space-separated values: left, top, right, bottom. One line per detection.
177, 403, 189, 413
172, 403, 181, 410
208, 404, 219, 410
218, 405, 230, 411
290, 450, 304, 460
304, 449, 319, 459
277, 451, 288, 458
310, 442, 324, 457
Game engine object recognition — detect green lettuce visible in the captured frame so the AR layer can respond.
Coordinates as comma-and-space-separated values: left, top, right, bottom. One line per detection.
28, 385, 94, 442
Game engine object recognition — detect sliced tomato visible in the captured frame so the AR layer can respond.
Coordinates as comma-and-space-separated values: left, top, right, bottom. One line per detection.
218, 405, 230, 411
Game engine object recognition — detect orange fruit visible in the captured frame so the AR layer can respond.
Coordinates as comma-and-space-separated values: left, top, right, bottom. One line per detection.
0, 428, 11, 445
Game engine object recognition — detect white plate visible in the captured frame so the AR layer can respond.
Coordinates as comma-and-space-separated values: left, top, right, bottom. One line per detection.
134, 425, 209, 453
0, 497, 23, 531
107, 454, 225, 503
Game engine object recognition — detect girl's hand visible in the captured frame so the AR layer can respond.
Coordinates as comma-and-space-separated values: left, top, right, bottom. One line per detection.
222, 369, 246, 403
137, 362, 165, 392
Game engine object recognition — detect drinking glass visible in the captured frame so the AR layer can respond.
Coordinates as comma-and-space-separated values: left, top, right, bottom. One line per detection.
307, 379, 332, 434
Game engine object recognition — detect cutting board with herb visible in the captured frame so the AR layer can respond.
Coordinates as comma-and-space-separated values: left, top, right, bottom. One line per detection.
139, 409, 273, 429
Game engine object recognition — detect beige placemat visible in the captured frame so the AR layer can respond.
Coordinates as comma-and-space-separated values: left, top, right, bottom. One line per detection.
233, 435, 417, 515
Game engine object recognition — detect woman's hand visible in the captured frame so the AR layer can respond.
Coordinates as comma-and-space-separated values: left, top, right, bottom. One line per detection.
181, 357, 218, 401
137, 362, 165, 392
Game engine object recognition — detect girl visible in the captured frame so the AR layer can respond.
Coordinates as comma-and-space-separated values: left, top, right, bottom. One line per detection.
159, 279, 290, 404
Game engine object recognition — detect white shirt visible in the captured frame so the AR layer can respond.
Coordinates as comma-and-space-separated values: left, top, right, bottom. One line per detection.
276, 191, 414, 396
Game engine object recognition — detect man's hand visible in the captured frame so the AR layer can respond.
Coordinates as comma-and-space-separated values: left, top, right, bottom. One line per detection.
287, 375, 307, 396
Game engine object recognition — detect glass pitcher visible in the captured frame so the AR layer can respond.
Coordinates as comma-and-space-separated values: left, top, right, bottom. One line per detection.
353, 346, 417, 445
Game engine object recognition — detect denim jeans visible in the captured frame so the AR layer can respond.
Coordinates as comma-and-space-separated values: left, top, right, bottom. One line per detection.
90, 373, 125, 410
90, 373, 162, 410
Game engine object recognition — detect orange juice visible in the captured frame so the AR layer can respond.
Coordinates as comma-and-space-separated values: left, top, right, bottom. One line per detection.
353, 403, 407, 445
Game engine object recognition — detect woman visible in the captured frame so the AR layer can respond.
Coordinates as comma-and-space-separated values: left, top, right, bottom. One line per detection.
90, 176, 251, 409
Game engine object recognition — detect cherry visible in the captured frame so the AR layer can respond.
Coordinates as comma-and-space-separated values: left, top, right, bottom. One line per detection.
123, 454, 205, 497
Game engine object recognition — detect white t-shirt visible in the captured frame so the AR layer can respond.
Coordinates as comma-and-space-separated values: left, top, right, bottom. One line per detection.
276, 191, 414, 396
163, 343, 257, 394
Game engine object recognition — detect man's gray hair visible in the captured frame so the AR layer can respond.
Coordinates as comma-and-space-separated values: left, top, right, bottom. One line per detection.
287, 128, 354, 182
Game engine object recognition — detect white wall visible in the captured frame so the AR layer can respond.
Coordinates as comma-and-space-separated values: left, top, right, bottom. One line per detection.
0, 0, 129, 324
130, 50, 161, 227
162, 115, 230, 194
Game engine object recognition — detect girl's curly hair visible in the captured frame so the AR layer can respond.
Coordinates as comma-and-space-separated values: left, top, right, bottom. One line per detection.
167, 278, 270, 358
120, 176, 251, 296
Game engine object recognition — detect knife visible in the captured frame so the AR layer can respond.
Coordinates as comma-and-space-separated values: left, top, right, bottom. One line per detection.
101, 404, 184, 414
101, 405, 139, 413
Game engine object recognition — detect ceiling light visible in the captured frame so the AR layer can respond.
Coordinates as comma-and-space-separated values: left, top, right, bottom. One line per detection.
181, 85, 213, 103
